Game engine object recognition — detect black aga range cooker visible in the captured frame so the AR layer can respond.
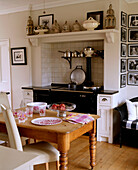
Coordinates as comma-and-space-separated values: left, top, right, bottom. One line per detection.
33, 83, 101, 115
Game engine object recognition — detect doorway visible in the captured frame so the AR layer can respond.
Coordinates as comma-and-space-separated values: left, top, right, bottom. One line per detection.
0, 39, 11, 107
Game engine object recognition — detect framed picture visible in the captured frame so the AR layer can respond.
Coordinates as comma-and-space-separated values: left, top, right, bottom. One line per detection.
128, 44, 138, 57
121, 43, 127, 57
11, 47, 27, 65
128, 14, 138, 28
128, 72, 138, 85
87, 11, 103, 30
121, 11, 127, 27
121, 27, 127, 42
120, 74, 126, 88
128, 29, 138, 42
128, 59, 138, 71
38, 14, 54, 29
121, 59, 126, 73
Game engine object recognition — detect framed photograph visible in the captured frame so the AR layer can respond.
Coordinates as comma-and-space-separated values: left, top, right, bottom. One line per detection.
128, 29, 138, 42
128, 14, 138, 28
121, 43, 127, 57
128, 59, 138, 71
121, 59, 126, 73
121, 27, 127, 42
121, 11, 127, 27
128, 72, 138, 85
38, 14, 54, 28
128, 44, 138, 57
120, 74, 126, 88
11, 47, 27, 65
87, 11, 103, 30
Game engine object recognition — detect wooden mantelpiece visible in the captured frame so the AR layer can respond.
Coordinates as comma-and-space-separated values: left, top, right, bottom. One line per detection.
27, 29, 119, 46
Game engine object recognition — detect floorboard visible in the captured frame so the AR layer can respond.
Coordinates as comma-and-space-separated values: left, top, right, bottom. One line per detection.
33, 136, 138, 170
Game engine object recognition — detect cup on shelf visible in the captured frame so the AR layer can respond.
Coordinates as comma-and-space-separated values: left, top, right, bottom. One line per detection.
39, 104, 46, 116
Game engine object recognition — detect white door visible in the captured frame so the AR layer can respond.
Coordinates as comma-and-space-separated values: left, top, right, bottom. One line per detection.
0, 40, 11, 107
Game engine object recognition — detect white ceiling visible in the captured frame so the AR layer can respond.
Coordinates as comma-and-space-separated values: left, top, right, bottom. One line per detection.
0, 0, 137, 15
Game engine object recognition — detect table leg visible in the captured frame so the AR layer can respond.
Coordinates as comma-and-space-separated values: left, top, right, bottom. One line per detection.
58, 134, 70, 170
89, 123, 96, 169
59, 151, 68, 170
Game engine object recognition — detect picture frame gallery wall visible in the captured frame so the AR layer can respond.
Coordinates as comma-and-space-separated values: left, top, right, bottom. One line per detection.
120, 11, 138, 87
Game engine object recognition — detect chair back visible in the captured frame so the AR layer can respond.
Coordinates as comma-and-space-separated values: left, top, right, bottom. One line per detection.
1, 105, 23, 151
0, 92, 10, 113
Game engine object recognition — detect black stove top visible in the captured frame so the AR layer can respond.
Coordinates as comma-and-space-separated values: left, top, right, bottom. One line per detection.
50, 83, 102, 93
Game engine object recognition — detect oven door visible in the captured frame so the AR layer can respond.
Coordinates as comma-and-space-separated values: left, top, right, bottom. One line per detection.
33, 90, 52, 104
76, 93, 97, 115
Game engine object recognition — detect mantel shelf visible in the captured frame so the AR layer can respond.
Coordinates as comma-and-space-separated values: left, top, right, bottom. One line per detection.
27, 29, 119, 46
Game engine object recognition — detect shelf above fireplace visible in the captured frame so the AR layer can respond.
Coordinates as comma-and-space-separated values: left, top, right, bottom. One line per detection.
26, 29, 119, 46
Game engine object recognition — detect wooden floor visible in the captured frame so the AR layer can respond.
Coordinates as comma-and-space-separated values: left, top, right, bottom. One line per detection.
34, 136, 138, 170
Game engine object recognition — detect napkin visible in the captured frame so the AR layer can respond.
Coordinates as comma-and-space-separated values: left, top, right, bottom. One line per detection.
65, 113, 94, 124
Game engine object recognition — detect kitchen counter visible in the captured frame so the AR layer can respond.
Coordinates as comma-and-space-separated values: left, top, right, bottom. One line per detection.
22, 85, 119, 120
99, 90, 119, 95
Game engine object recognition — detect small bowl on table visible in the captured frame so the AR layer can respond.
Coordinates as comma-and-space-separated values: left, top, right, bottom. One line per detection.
49, 102, 76, 117
27, 102, 47, 116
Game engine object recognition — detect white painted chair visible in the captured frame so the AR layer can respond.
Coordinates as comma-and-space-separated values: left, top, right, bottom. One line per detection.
1, 104, 60, 170
0, 92, 30, 145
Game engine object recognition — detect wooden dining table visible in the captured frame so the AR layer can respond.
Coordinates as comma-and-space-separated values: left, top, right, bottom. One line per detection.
0, 109, 99, 170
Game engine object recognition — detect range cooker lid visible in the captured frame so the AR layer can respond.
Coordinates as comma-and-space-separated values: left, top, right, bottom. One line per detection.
83, 86, 100, 90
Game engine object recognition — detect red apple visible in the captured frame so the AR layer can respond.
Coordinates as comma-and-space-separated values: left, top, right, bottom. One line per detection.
52, 104, 57, 110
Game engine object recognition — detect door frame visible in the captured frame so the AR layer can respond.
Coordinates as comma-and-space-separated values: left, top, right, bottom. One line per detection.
0, 39, 12, 107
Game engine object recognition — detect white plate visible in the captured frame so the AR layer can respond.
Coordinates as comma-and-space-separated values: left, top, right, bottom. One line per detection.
31, 117, 62, 126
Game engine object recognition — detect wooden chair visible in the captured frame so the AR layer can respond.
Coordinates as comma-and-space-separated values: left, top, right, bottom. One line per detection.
1, 104, 60, 170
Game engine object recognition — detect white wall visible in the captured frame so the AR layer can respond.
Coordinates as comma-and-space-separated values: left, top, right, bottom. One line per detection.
0, 0, 137, 108
119, 0, 138, 100
118, 0, 128, 104
31, 0, 120, 91
31, 0, 120, 29
127, 2, 138, 99
0, 11, 31, 108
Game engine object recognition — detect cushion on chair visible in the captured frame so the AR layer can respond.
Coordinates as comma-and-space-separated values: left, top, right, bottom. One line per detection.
122, 119, 138, 130
133, 102, 138, 119
126, 100, 136, 121
23, 141, 59, 165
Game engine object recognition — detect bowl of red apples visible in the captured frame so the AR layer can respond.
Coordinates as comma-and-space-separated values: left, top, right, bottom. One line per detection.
49, 102, 76, 117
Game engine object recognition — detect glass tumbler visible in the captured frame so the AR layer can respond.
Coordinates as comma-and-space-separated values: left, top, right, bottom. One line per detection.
18, 111, 27, 123
26, 107, 33, 117
39, 105, 46, 116
12, 109, 19, 119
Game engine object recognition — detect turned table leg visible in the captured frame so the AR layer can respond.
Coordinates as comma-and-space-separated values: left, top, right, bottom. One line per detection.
58, 134, 70, 170
89, 121, 97, 169
59, 152, 68, 170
